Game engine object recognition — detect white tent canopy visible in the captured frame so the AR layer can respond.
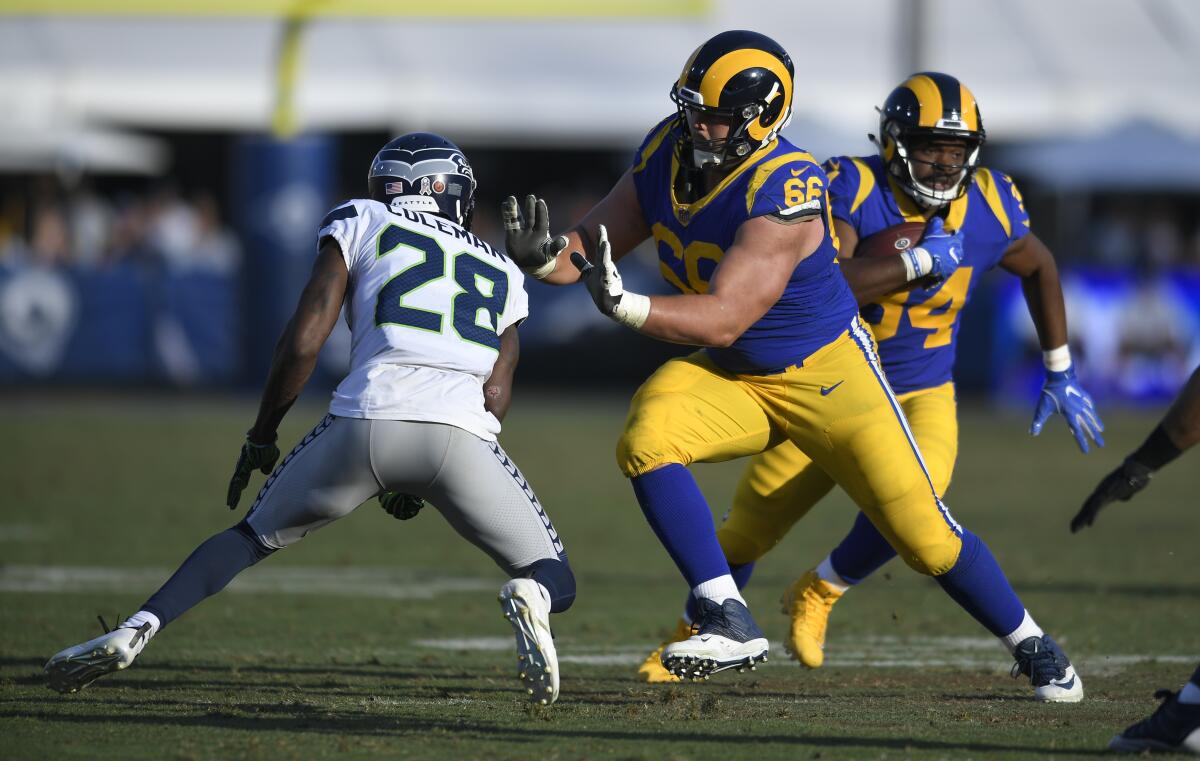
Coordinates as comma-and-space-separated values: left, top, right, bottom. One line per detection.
1, 0, 1197, 169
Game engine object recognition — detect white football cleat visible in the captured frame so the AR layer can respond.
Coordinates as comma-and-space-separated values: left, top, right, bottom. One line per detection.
662, 598, 769, 681
45, 622, 153, 694
498, 578, 559, 705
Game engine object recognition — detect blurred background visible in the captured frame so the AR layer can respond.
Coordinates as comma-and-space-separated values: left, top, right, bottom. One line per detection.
1, 0, 1198, 402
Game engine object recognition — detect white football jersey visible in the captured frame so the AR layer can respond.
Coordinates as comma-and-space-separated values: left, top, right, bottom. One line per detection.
318, 199, 528, 440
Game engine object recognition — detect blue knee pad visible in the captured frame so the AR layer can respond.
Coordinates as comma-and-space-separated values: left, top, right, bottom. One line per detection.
522, 557, 576, 613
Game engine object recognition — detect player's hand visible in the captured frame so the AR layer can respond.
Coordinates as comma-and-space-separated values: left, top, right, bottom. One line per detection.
379, 491, 425, 520
571, 225, 624, 317
226, 435, 280, 510
1030, 368, 1105, 453
1070, 458, 1152, 532
501, 195, 568, 279
913, 217, 963, 282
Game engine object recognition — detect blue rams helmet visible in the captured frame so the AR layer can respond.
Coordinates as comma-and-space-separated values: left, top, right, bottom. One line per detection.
669, 30, 795, 170
877, 72, 986, 208
368, 132, 477, 230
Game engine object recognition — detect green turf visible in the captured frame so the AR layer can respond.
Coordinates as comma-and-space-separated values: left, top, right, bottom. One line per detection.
2, 393, 1198, 760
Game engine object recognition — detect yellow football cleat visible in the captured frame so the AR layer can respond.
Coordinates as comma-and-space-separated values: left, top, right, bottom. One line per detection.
780, 569, 844, 669
637, 617, 692, 683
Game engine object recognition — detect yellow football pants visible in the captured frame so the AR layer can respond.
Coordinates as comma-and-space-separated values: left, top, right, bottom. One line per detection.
617, 319, 962, 576
716, 380, 958, 567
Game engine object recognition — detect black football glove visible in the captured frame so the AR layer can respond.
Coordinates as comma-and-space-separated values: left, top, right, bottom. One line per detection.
501, 195, 567, 279
226, 435, 280, 510
379, 491, 425, 520
1070, 458, 1153, 533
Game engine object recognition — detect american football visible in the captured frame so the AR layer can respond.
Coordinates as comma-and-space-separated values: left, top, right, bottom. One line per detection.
855, 220, 929, 258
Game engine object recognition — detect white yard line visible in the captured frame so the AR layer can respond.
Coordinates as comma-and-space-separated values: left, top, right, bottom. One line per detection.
414, 636, 1198, 673
0, 564, 495, 599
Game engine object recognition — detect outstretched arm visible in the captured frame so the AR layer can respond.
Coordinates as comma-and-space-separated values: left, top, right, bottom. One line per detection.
1001, 232, 1104, 453
227, 237, 348, 509
999, 232, 1068, 352
1071, 365, 1200, 532
503, 169, 650, 285
575, 213, 821, 347
248, 238, 349, 442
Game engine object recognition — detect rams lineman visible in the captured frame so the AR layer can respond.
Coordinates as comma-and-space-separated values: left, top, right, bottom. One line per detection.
638, 72, 1104, 687
44, 133, 574, 706
504, 31, 1082, 698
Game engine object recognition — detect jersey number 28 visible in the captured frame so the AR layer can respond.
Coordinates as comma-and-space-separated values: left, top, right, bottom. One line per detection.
374, 225, 508, 351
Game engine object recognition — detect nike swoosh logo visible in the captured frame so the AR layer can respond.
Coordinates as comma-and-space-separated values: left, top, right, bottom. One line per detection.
790, 166, 810, 177
820, 381, 844, 396
1065, 387, 1083, 399
1051, 676, 1076, 691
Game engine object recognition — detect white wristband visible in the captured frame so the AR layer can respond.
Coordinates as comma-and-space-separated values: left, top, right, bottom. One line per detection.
900, 247, 933, 282
525, 255, 558, 280
1043, 344, 1072, 373
611, 291, 651, 329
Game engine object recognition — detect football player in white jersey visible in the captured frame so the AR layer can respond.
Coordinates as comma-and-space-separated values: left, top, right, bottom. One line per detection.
44, 133, 575, 706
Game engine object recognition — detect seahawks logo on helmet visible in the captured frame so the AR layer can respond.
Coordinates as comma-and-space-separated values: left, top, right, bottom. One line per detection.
368, 132, 478, 229
669, 30, 795, 170
875, 72, 987, 209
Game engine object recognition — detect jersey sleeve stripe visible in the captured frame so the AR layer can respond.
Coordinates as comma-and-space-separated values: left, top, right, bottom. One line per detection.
632, 119, 676, 174
974, 168, 1012, 238
743, 150, 817, 215
847, 158, 876, 215
320, 203, 359, 229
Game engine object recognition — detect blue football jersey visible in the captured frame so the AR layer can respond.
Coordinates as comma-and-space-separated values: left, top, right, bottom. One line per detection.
825, 154, 1030, 394
631, 116, 858, 375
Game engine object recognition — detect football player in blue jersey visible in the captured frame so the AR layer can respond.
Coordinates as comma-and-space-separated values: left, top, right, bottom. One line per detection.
631, 71, 1102, 691
504, 33, 1083, 698
1071, 365, 1200, 754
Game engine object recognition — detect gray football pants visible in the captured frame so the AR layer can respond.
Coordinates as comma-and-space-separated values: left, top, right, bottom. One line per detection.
245, 415, 566, 575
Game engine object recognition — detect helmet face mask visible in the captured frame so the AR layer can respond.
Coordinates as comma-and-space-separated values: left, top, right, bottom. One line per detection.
877, 72, 986, 209
670, 30, 795, 171
368, 132, 477, 229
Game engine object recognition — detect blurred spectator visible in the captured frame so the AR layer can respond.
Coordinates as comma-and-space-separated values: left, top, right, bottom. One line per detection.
1143, 206, 1184, 268
30, 203, 71, 267
1089, 199, 1139, 266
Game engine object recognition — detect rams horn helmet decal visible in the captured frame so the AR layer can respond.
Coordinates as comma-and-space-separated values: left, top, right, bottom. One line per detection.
670, 30, 795, 170
875, 72, 986, 209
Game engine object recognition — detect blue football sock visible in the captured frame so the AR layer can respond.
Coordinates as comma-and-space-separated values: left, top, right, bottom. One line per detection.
829, 511, 898, 584
685, 560, 755, 620
730, 561, 755, 589
631, 464, 730, 589
934, 529, 1025, 637
141, 521, 274, 629
520, 557, 576, 614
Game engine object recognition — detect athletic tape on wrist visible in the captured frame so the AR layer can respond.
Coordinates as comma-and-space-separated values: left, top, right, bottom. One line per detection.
1043, 344, 1072, 373
526, 255, 558, 280
611, 292, 651, 329
901, 247, 933, 282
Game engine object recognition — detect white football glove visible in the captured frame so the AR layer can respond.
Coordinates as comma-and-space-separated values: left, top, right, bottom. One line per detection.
569, 225, 650, 329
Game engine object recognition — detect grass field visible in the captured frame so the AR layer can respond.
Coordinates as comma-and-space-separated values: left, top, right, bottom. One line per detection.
2, 392, 1198, 760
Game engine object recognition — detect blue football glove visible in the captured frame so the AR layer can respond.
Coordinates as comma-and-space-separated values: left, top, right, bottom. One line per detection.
913, 217, 963, 282
1030, 367, 1105, 453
